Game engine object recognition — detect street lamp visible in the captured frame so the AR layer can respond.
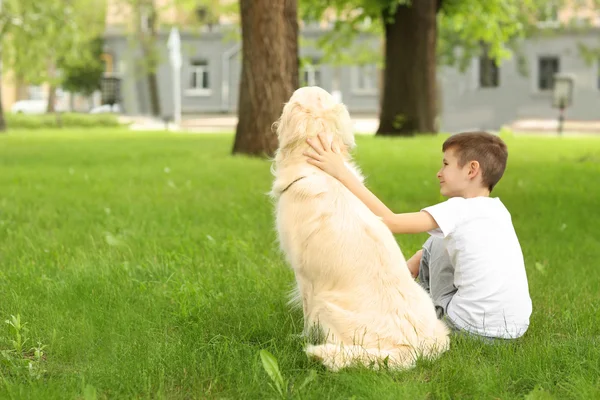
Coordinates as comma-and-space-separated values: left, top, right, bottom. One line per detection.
552, 74, 574, 136
167, 27, 182, 127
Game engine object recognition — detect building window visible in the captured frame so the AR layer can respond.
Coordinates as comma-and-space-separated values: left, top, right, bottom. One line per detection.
140, 8, 155, 33
537, 1, 559, 27
28, 86, 44, 100
189, 60, 210, 92
352, 64, 377, 94
100, 53, 114, 75
538, 56, 560, 90
301, 59, 321, 87
479, 56, 499, 88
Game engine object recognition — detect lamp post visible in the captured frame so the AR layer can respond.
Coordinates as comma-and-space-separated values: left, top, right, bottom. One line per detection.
167, 27, 182, 127
552, 74, 574, 136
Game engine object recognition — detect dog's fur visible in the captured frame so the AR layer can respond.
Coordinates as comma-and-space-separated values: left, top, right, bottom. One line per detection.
270, 87, 450, 371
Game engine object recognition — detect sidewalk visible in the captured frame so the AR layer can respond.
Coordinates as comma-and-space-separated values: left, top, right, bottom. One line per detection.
180, 114, 380, 134
508, 119, 600, 134
119, 113, 379, 133
119, 114, 600, 135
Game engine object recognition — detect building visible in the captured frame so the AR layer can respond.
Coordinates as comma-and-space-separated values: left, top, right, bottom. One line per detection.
104, 25, 600, 132
5, 0, 600, 133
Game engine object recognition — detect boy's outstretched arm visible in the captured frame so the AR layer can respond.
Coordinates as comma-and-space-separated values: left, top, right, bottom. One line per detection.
305, 133, 438, 235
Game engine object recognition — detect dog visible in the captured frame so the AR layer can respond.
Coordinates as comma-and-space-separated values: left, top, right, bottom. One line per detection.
270, 86, 450, 371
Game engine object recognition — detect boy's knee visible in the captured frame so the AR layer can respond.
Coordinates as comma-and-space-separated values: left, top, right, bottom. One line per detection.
407, 250, 423, 278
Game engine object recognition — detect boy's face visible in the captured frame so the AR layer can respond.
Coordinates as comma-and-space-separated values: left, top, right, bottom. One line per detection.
437, 148, 471, 197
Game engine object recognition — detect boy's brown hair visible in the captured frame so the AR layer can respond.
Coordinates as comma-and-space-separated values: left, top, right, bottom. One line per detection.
442, 131, 508, 192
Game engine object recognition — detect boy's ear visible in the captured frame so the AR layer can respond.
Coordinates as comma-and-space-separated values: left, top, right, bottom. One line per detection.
468, 160, 481, 178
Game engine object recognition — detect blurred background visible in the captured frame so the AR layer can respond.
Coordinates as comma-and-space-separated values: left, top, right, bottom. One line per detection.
1, 0, 598, 148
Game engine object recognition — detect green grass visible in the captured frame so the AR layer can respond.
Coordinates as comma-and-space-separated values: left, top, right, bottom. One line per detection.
0, 130, 599, 399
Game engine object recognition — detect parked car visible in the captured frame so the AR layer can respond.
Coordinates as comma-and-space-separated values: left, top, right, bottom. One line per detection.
11, 99, 67, 114
11, 100, 47, 114
89, 104, 121, 114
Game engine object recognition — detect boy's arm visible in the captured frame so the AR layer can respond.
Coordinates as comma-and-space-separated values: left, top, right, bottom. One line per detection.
386, 211, 439, 235
305, 133, 439, 235
336, 168, 438, 234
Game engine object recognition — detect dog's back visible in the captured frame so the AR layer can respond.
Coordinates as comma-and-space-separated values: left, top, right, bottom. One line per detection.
271, 87, 449, 371
274, 167, 449, 370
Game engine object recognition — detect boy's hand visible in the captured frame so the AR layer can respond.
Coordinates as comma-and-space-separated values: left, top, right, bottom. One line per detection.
406, 249, 423, 279
304, 133, 347, 180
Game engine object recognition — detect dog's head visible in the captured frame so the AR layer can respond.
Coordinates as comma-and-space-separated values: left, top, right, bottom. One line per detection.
273, 86, 355, 159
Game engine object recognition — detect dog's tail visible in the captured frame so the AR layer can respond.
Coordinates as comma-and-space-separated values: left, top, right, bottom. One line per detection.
305, 343, 418, 371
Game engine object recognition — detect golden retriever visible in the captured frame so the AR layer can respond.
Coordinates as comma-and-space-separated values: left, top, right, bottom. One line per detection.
270, 86, 450, 371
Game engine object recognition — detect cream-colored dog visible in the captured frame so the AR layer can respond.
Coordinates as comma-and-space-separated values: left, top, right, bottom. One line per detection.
270, 86, 450, 371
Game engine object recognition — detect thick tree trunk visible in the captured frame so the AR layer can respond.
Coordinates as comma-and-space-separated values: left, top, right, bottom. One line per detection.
232, 0, 299, 157
284, 0, 299, 90
377, 1, 438, 136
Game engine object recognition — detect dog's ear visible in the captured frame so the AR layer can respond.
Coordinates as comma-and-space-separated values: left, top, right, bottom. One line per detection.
273, 101, 310, 149
329, 103, 355, 150
274, 101, 302, 136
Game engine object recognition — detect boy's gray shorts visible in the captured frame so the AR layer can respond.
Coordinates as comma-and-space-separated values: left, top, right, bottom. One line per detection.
417, 236, 511, 343
417, 236, 457, 321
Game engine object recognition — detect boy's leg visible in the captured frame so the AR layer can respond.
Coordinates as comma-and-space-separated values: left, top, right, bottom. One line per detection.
417, 237, 458, 319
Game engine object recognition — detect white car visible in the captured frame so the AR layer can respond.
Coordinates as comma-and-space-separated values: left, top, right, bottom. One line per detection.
11, 99, 67, 114
11, 100, 47, 114
89, 104, 121, 114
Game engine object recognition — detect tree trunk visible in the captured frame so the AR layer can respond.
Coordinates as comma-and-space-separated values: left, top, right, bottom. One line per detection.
0, 83, 6, 132
376, 1, 438, 136
232, 0, 299, 157
145, 9, 161, 118
138, 1, 161, 116
0, 51, 5, 132
146, 70, 160, 116
47, 62, 57, 113
47, 86, 57, 113
284, 0, 299, 90
16, 76, 28, 101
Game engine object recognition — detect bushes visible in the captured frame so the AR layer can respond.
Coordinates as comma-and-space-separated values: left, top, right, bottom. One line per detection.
4, 112, 122, 129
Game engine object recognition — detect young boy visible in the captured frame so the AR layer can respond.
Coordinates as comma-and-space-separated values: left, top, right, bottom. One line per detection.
304, 131, 532, 339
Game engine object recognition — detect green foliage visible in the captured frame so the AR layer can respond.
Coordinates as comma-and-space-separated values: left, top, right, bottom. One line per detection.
60, 37, 106, 96
0, 0, 106, 86
299, 0, 384, 66
298, 0, 567, 69
5, 113, 121, 129
114, 0, 233, 72
1, 315, 47, 381
260, 349, 317, 398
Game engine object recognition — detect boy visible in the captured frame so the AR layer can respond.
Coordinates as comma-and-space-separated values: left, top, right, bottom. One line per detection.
304, 131, 532, 339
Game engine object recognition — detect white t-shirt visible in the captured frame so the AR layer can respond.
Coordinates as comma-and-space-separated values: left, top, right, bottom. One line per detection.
422, 197, 532, 338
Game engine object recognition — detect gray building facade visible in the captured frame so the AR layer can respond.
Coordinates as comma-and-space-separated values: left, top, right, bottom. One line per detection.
103, 27, 600, 131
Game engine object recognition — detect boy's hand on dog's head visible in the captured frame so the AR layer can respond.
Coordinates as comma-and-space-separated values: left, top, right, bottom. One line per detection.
304, 133, 346, 180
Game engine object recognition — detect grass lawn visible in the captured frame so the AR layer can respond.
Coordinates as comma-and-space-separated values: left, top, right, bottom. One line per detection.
0, 130, 599, 399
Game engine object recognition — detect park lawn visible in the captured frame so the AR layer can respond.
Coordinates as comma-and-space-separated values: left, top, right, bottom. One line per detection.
0, 130, 599, 399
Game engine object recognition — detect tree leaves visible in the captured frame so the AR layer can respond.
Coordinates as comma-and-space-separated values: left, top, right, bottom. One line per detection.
298, 0, 564, 69
1, 0, 106, 86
